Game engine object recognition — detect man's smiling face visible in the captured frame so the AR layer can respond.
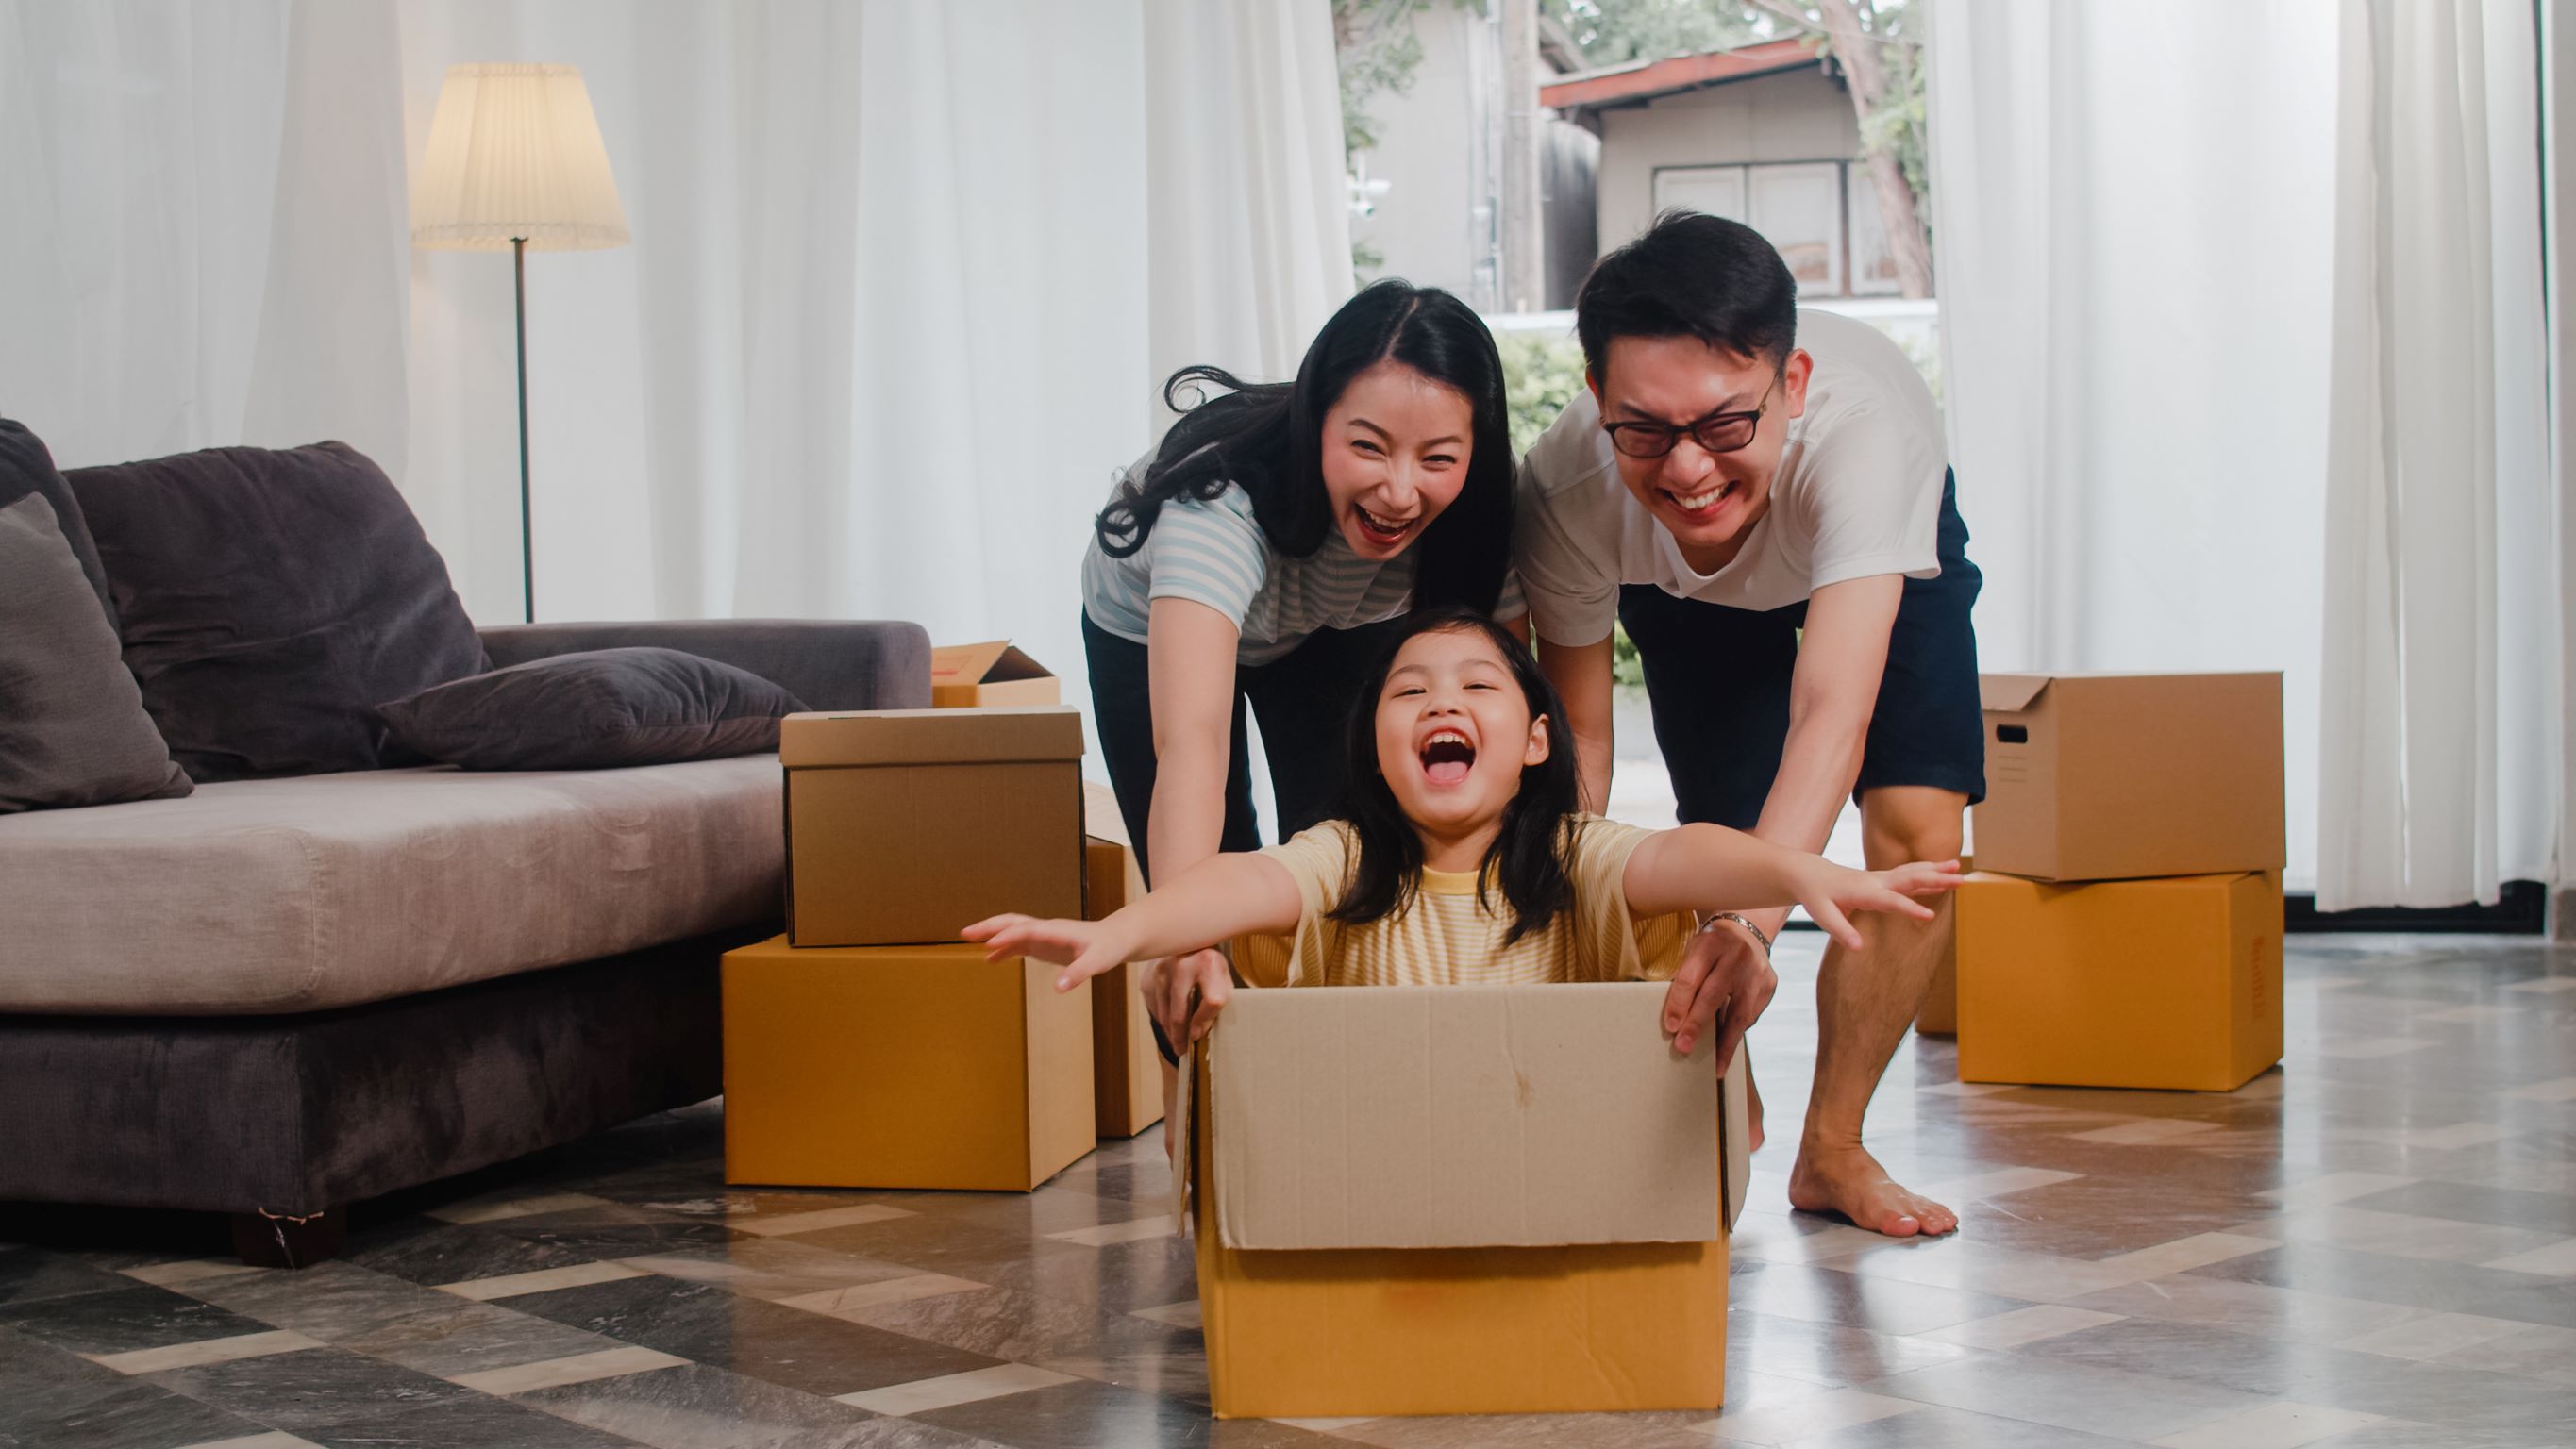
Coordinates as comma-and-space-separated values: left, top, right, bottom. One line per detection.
1592, 334, 1812, 570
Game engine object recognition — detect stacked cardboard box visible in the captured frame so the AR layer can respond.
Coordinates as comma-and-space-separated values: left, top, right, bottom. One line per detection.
1952, 673, 2286, 1091
1182, 983, 1750, 1418
723, 703, 1102, 1191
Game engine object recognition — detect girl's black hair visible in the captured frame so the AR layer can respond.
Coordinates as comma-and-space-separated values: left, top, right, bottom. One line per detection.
1094, 280, 1512, 615
1328, 607, 1581, 945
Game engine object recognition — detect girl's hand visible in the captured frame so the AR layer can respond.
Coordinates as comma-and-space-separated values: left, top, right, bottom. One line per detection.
1793, 858, 1962, 950
962, 914, 1131, 992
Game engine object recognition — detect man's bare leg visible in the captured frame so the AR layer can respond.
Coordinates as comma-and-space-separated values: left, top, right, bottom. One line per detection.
1786, 786, 1965, 1238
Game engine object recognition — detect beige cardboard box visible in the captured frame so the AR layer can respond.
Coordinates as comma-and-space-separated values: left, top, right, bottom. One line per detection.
1974, 672, 2284, 882
1184, 983, 1748, 1419
1955, 871, 2283, 1092
721, 935, 1096, 1191
1082, 835, 1164, 1138
781, 708, 1084, 947
930, 641, 1060, 709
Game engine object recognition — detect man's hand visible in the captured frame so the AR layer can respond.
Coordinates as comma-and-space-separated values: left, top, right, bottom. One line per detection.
1142, 948, 1232, 1049
1664, 920, 1778, 1068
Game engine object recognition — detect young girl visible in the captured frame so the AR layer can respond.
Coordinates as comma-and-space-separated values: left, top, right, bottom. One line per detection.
971, 608, 1957, 1055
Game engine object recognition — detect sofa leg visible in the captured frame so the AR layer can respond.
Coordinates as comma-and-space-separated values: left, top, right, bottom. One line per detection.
230, 1208, 347, 1269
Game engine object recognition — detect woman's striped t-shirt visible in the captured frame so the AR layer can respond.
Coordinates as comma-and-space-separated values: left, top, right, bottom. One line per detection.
1080, 448, 1522, 667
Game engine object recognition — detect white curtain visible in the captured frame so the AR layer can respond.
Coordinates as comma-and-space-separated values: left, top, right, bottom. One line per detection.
0, 0, 410, 479
0, 0, 1351, 741
1924, 2, 2343, 890
2551, 0, 2576, 912
2315, 0, 2555, 909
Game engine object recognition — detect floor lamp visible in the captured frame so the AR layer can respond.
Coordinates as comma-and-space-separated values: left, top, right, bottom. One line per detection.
410, 63, 629, 624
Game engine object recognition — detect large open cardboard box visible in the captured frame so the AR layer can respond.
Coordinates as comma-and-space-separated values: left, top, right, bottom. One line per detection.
930, 641, 1061, 709
721, 935, 1096, 1191
1183, 983, 1748, 1419
1955, 870, 2283, 1091
781, 707, 1084, 947
1974, 671, 2283, 882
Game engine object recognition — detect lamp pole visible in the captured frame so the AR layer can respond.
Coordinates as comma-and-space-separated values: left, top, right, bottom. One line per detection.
514, 235, 533, 624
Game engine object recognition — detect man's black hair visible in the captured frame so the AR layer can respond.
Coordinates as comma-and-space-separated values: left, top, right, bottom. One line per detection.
1575, 210, 1798, 383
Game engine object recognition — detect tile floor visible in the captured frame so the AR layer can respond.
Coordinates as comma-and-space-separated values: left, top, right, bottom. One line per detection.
5, 935, 2574, 1448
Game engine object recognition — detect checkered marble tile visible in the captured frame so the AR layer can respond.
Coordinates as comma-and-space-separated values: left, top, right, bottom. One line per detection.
5, 934, 2575, 1447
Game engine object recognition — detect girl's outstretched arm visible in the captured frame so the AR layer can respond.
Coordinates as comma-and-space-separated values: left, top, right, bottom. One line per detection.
1621, 823, 1960, 949
962, 850, 1304, 992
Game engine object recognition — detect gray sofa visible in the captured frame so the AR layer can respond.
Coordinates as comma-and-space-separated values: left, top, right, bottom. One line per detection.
0, 428, 928, 1265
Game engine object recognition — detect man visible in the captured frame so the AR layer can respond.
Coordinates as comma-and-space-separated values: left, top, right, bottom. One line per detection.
1518, 213, 1982, 1238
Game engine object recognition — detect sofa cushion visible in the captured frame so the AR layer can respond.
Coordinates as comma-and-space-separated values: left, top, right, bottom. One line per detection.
0, 494, 192, 811
0, 757, 782, 1015
65, 441, 489, 782
0, 418, 117, 633
379, 648, 807, 771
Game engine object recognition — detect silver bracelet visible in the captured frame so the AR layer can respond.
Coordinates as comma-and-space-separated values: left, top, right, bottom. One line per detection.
1700, 910, 1773, 961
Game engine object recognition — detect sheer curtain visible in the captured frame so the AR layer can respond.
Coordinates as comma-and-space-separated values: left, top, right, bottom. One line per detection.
0, 0, 1351, 735
2315, 0, 2555, 909
1924, 1, 2342, 890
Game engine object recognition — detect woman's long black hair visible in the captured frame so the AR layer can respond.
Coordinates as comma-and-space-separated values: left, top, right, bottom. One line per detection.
1328, 608, 1581, 945
1094, 280, 1513, 615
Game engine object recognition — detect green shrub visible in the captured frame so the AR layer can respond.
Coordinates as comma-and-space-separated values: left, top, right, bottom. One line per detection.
1496, 328, 1586, 457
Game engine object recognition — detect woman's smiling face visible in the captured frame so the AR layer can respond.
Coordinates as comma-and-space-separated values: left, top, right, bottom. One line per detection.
1319, 358, 1475, 560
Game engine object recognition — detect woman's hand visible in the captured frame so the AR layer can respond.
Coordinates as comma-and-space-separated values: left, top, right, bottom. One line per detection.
1790, 858, 1962, 950
962, 914, 1133, 992
1143, 947, 1233, 1050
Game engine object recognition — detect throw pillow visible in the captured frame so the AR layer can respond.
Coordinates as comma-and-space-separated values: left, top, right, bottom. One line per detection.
376, 647, 807, 771
65, 441, 489, 781
0, 493, 192, 811
0, 418, 118, 634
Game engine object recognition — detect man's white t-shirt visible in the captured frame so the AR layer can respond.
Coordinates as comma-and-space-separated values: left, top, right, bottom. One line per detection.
1515, 308, 1949, 648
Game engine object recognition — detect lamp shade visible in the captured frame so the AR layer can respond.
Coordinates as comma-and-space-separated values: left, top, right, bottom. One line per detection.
411, 63, 628, 252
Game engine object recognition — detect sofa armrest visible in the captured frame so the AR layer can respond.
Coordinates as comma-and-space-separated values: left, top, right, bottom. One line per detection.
477, 619, 931, 711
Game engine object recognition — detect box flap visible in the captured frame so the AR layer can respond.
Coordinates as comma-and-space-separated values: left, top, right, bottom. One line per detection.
780, 707, 1084, 768
930, 641, 1012, 687
1720, 1045, 1748, 1231
1979, 673, 2053, 713
1209, 984, 1720, 1251
930, 640, 1055, 689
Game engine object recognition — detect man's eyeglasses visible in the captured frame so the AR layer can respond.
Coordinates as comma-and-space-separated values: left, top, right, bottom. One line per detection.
1601, 375, 1780, 459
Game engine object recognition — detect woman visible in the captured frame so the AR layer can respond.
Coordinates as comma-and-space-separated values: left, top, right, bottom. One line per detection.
1081, 279, 1520, 1056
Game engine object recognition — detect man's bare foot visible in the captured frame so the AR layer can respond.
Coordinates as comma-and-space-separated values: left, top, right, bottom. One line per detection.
1788, 1141, 1958, 1238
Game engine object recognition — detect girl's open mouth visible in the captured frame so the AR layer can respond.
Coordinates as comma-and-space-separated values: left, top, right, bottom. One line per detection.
1418, 729, 1475, 787
1356, 505, 1413, 542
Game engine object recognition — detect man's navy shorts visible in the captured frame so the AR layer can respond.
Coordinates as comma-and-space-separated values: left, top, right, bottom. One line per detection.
1616, 469, 1985, 832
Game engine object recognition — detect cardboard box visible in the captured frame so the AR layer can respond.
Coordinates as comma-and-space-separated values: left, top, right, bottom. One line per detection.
1185, 983, 1748, 1418
1082, 835, 1165, 1138
1974, 671, 2284, 882
930, 641, 1060, 709
782, 708, 1084, 947
721, 935, 1096, 1191
1954, 871, 2283, 1092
